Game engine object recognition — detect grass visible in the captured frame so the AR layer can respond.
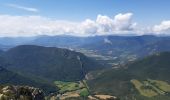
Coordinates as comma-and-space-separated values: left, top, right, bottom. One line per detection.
82, 80, 90, 92
54, 81, 83, 93
147, 79, 170, 92
54, 80, 90, 98
131, 79, 158, 97
79, 88, 89, 97
144, 80, 165, 95
131, 79, 170, 98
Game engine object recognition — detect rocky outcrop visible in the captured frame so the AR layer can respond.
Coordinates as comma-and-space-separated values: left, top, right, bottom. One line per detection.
0, 85, 45, 100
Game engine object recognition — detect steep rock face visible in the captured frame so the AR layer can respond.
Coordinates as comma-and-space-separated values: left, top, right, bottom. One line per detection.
0, 85, 45, 100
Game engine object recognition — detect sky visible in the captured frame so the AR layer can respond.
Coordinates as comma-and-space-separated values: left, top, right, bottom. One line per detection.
0, 0, 170, 37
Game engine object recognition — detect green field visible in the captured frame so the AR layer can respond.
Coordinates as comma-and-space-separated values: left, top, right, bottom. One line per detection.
54, 81, 84, 93
54, 80, 91, 99
147, 79, 170, 92
131, 79, 170, 98
131, 79, 158, 97
79, 88, 89, 97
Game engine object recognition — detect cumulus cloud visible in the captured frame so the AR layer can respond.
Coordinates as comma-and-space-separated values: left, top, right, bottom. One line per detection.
113, 13, 136, 31
0, 13, 137, 37
96, 15, 114, 32
96, 13, 137, 34
6, 4, 39, 12
152, 20, 170, 33
79, 19, 98, 34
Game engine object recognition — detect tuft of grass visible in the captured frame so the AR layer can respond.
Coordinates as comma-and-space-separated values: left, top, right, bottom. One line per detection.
79, 88, 89, 97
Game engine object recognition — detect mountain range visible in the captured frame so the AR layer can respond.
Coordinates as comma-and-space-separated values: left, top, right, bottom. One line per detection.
1, 35, 170, 64
1, 35, 170, 99
87, 52, 170, 100
0, 45, 103, 82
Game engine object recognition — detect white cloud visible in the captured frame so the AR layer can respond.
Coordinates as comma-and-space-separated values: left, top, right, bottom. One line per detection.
96, 15, 114, 32
95, 13, 137, 35
104, 38, 112, 44
79, 19, 98, 34
6, 4, 39, 12
0, 13, 139, 37
1, 12, 170, 37
113, 13, 136, 31
152, 20, 170, 34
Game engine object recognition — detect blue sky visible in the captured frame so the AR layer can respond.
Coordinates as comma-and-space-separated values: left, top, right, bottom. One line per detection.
0, 0, 169, 23
0, 0, 170, 37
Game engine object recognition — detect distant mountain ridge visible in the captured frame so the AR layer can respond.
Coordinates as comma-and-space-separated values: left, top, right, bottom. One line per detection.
2, 35, 170, 70
0, 49, 3, 54
126, 52, 170, 81
1, 35, 170, 62
0, 45, 103, 82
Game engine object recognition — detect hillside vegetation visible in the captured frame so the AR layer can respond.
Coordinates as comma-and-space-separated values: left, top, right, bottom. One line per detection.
87, 52, 170, 100
0, 66, 56, 94
0, 45, 103, 82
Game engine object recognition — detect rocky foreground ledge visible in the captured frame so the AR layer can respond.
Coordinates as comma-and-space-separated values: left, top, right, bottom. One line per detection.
0, 85, 119, 100
0, 85, 45, 100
